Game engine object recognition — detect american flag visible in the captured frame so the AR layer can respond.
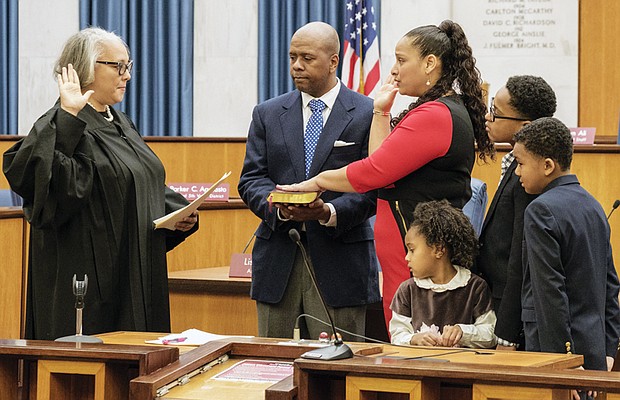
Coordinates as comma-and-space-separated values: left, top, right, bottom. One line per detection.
341, 0, 381, 98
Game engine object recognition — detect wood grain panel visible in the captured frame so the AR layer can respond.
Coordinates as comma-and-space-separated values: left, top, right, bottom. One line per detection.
472, 384, 568, 400
346, 376, 439, 400
169, 291, 257, 336
579, 0, 620, 136
0, 217, 24, 339
166, 207, 260, 272
147, 140, 247, 197
0, 139, 15, 190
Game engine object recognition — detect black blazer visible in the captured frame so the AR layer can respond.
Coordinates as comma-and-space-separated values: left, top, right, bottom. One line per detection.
521, 175, 620, 370
475, 160, 536, 343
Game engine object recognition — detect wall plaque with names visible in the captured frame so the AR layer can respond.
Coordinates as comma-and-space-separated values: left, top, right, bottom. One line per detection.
168, 183, 230, 202
453, 0, 578, 126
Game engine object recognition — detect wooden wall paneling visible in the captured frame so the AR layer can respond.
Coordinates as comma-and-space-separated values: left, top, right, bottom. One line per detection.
22, 221, 30, 339
0, 216, 25, 339
579, 0, 620, 136
0, 139, 15, 190
169, 290, 257, 335
166, 206, 260, 272
147, 140, 247, 198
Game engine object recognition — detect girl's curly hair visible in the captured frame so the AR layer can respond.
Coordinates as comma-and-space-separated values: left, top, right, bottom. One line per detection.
411, 199, 478, 269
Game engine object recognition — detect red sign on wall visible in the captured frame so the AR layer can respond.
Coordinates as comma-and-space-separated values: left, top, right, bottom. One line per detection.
569, 127, 596, 145
168, 183, 230, 202
229, 253, 252, 278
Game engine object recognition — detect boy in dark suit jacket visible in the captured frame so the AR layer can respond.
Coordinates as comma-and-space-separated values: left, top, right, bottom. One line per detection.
513, 117, 620, 375
475, 76, 556, 350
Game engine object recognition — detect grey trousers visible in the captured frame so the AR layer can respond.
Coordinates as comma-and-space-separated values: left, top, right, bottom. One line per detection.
257, 245, 366, 342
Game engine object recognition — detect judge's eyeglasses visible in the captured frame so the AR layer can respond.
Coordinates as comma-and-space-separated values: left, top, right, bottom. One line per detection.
96, 60, 134, 76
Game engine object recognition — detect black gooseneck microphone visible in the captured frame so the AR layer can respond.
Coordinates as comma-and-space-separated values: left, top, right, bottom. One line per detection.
288, 229, 353, 361
607, 199, 620, 220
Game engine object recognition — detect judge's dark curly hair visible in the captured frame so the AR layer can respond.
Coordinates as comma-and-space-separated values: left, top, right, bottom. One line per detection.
411, 199, 478, 269
506, 75, 557, 120
513, 117, 573, 171
392, 20, 494, 163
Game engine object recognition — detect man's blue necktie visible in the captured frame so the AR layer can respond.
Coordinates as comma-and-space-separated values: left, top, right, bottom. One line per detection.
304, 99, 326, 178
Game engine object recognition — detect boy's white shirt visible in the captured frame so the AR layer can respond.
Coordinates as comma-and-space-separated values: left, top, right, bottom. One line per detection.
389, 265, 497, 348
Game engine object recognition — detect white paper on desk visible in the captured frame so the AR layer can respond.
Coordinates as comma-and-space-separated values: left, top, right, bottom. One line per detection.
145, 328, 253, 346
153, 171, 232, 230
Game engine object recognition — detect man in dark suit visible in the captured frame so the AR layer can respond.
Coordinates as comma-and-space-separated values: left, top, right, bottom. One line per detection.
514, 117, 620, 375
475, 76, 556, 349
238, 22, 380, 340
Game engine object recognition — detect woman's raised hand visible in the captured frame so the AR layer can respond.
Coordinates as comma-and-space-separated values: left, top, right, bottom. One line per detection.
373, 75, 399, 114
57, 64, 94, 116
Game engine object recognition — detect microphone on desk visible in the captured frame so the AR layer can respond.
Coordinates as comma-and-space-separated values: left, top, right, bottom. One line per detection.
288, 229, 353, 361
607, 199, 620, 220
55, 274, 103, 344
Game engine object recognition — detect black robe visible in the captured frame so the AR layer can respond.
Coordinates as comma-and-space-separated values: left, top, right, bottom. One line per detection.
3, 102, 197, 340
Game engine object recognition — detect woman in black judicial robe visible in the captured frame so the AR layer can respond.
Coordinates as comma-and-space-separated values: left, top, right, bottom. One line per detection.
2, 27, 198, 340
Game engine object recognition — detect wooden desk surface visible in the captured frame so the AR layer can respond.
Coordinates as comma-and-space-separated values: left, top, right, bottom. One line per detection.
365, 344, 582, 369
96, 331, 581, 371
168, 266, 251, 293
96, 330, 379, 356
0, 336, 178, 375
94, 332, 588, 400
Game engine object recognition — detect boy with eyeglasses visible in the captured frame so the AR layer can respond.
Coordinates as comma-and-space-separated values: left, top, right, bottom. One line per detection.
474, 75, 556, 350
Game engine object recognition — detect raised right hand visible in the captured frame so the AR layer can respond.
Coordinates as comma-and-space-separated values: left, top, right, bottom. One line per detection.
57, 64, 94, 116
372, 75, 399, 114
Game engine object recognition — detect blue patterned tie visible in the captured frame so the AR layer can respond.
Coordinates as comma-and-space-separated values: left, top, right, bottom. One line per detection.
304, 99, 326, 178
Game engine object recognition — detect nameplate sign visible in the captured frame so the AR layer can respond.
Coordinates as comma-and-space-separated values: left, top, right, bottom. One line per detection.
569, 127, 596, 145
229, 253, 252, 278
168, 183, 230, 202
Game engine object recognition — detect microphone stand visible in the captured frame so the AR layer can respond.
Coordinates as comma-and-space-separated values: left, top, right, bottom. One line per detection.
289, 229, 353, 361
607, 199, 620, 220
55, 274, 103, 344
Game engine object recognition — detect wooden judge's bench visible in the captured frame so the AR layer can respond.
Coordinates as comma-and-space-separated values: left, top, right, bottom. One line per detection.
1, 138, 620, 398
1, 331, 620, 400
2, 137, 620, 339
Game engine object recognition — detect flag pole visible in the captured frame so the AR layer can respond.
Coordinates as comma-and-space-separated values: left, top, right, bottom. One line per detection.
358, 15, 365, 94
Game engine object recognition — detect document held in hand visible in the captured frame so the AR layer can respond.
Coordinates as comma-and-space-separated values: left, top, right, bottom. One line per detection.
154, 171, 232, 230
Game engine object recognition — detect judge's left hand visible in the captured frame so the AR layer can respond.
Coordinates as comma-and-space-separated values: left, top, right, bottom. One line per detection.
276, 198, 330, 222
174, 211, 198, 232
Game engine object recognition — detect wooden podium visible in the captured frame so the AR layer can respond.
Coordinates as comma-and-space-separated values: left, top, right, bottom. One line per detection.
295, 347, 620, 400
3, 332, 620, 400
0, 336, 177, 399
